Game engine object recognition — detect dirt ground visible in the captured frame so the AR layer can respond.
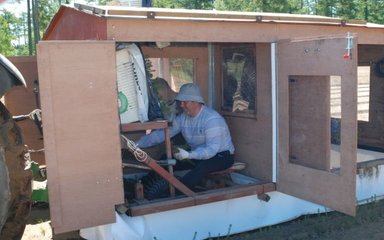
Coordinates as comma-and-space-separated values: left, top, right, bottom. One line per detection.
21, 203, 83, 240
22, 199, 384, 240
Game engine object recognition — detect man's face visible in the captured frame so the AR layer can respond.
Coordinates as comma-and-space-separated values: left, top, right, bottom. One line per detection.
180, 101, 197, 117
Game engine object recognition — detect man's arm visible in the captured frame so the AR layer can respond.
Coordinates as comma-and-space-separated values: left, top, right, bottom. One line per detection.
189, 117, 225, 160
136, 117, 181, 148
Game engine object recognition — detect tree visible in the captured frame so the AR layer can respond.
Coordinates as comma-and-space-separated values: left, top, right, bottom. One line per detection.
36, 0, 60, 37
4, 0, 384, 57
336, 0, 359, 20
214, 0, 305, 13
153, 0, 214, 9
362, 0, 384, 23
0, 10, 19, 56
214, 0, 261, 12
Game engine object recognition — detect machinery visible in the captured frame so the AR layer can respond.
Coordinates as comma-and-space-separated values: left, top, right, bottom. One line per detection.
0, 54, 32, 239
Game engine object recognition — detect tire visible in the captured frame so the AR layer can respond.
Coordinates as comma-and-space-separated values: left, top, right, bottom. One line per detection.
0, 102, 32, 240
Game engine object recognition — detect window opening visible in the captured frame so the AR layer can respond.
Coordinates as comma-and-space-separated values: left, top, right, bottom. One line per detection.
148, 58, 194, 92
357, 66, 370, 122
289, 75, 341, 174
147, 57, 194, 121
221, 45, 256, 114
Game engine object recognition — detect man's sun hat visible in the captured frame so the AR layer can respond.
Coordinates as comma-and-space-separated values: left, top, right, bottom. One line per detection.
175, 83, 204, 103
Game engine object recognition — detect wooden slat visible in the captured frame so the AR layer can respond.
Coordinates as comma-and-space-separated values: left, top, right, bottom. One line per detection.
128, 197, 196, 216
72, 3, 367, 25
194, 183, 264, 205
128, 182, 276, 216
165, 126, 175, 196
121, 120, 169, 132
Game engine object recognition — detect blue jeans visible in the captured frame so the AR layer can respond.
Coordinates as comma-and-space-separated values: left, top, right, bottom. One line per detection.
174, 150, 234, 190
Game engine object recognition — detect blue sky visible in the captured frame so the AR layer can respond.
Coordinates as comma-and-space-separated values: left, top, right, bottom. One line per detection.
0, 0, 28, 16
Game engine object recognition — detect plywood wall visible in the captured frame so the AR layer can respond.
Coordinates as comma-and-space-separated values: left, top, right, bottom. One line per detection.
37, 41, 124, 233
5, 56, 45, 165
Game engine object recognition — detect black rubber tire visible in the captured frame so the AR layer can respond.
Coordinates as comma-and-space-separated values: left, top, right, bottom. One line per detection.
0, 102, 32, 240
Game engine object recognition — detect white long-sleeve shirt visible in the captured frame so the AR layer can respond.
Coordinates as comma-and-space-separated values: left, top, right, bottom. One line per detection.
136, 105, 235, 160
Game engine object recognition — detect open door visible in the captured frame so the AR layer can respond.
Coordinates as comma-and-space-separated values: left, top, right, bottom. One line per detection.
37, 41, 124, 233
276, 35, 357, 216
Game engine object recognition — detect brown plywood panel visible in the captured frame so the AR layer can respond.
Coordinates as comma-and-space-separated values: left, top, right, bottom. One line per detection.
43, 7, 108, 40
289, 76, 330, 170
106, 17, 384, 45
44, 6, 384, 44
277, 36, 357, 216
37, 41, 124, 233
5, 56, 45, 165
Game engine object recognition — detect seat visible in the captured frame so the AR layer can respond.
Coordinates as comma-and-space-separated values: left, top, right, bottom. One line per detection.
208, 161, 246, 175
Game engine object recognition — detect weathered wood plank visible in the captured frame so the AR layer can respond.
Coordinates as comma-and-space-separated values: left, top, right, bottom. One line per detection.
121, 121, 169, 132
128, 182, 276, 216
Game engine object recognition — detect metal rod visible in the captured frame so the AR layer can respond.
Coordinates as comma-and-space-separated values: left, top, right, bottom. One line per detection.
207, 43, 215, 108
271, 42, 278, 183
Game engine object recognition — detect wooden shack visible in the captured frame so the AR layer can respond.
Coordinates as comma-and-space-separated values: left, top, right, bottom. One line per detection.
17, 3, 384, 236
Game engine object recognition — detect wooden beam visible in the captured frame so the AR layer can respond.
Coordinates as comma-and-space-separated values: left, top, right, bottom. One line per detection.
194, 183, 268, 205
128, 182, 276, 216
121, 121, 169, 132
72, 4, 367, 25
128, 196, 196, 216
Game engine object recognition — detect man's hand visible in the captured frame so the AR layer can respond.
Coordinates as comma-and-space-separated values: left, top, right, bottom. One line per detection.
174, 147, 190, 160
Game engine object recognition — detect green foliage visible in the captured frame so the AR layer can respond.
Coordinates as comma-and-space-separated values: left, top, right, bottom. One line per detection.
3, 0, 384, 56
37, 0, 60, 36
153, 0, 214, 9
214, 0, 310, 13
315, 0, 337, 16
86, 0, 112, 6
334, 0, 357, 20
362, 0, 384, 23
0, 9, 19, 56
0, 0, 60, 56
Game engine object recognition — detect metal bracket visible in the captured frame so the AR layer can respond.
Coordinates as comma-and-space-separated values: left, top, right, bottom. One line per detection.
147, 11, 156, 19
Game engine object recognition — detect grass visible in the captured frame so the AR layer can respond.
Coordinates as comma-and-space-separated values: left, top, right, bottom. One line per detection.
208, 199, 384, 240
29, 198, 384, 240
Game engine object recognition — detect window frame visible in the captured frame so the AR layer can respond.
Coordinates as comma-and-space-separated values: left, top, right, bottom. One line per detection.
218, 43, 257, 119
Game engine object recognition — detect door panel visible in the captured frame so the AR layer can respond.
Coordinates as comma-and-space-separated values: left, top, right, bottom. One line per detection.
277, 35, 357, 215
37, 41, 124, 233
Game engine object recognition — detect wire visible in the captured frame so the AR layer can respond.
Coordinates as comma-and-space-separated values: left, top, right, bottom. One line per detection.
121, 135, 148, 163
28, 148, 44, 153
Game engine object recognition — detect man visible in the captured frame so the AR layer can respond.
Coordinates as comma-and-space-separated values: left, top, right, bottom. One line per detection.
137, 83, 235, 191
